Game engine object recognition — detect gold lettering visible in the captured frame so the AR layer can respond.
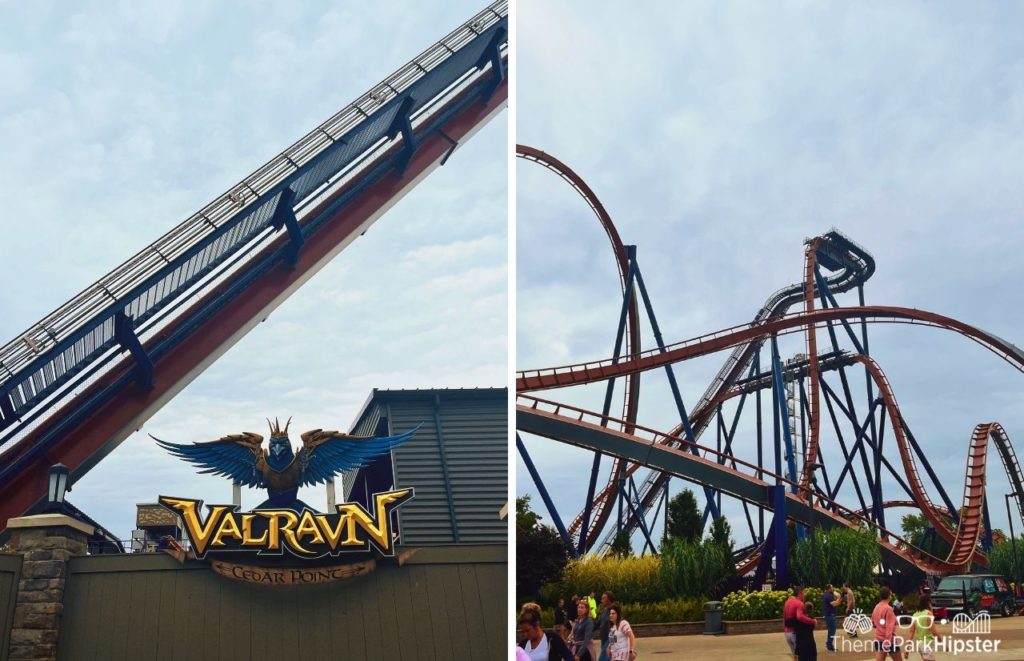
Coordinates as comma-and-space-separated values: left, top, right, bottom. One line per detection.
212, 513, 243, 547
336, 489, 412, 552
317, 511, 355, 549
260, 510, 300, 554
241, 514, 268, 546
159, 497, 230, 557
295, 510, 326, 548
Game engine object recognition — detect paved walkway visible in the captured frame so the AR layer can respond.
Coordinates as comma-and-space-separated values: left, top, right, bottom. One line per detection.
638, 615, 1024, 659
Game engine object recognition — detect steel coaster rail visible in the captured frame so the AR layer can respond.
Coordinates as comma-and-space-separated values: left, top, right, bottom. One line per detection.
0, 4, 507, 526
516, 145, 643, 551
0, 34, 508, 524
0, 1, 507, 441
517, 306, 1024, 392
598, 231, 872, 550
516, 396, 965, 572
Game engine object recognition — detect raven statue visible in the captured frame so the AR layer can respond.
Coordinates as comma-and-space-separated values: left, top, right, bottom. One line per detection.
153, 417, 419, 510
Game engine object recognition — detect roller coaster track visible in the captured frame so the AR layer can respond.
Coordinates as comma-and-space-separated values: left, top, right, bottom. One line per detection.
516, 146, 641, 548
519, 303, 1024, 569
584, 351, 857, 551
588, 236, 874, 551
518, 306, 1024, 391
517, 144, 879, 552
517, 395, 991, 573
0, 2, 507, 530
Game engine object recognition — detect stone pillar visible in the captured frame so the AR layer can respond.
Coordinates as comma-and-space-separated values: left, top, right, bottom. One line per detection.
6, 514, 94, 661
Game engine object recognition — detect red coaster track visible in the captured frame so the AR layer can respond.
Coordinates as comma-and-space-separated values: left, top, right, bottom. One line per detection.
517, 144, 1024, 571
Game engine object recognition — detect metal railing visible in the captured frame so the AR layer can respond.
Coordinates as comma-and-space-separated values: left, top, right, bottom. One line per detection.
0, 1, 508, 445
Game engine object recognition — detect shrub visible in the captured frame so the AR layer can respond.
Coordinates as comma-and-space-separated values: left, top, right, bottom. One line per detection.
660, 538, 733, 598
988, 538, 1024, 580
721, 585, 883, 621
542, 554, 667, 605
788, 527, 881, 587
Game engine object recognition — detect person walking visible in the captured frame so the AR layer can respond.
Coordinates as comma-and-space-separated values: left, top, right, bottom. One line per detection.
554, 598, 569, 640
870, 587, 903, 661
605, 605, 637, 661
570, 600, 595, 661
784, 586, 817, 661
822, 583, 841, 652
597, 591, 614, 661
518, 605, 574, 661
842, 582, 858, 638
909, 594, 940, 661
588, 592, 598, 619
785, 599, 818, 661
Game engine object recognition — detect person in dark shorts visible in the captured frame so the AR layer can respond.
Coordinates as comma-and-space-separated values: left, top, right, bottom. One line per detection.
822, 583, 841, 651
784, 600, 818, 661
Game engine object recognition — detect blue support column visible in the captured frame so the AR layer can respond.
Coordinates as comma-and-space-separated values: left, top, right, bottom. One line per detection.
771, 338, 799, 490
773, 484, 789, 590
623, 476, 658, 555
114, 312, 154, 390
517, 434, 576, 555
579, 248, 638, 554
387, 96, 418, 174
270, 187, 303, 267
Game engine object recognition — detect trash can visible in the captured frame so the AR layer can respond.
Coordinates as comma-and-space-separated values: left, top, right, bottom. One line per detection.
704, 600, 723, 635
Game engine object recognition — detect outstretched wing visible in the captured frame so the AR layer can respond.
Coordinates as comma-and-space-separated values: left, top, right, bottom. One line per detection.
152, 432, 266, 488
297, 424, 421, 487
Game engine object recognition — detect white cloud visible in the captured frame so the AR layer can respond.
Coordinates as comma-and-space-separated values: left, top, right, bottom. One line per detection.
517, 0, 1024, 549
0, 0, 506, 535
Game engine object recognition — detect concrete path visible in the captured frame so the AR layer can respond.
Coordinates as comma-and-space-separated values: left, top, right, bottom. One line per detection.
638, 614, 1024, 659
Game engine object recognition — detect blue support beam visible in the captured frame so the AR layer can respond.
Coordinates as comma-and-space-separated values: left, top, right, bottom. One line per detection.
635, 257, 720, 525
388, 96, 418, 174
770, 338, 799, 490
270, 187, 303, 267
579, 248, 638, 554
773, 484, 789, 590
113, 312, 153, 390
517, 434, 576, 555
623, 476, 658, 555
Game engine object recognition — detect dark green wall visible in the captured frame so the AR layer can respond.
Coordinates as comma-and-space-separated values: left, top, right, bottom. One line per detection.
0, 554, 21, 661
57, 546, 505, 660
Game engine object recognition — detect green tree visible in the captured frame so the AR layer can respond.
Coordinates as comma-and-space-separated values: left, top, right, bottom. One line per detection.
709, 516, 736, 580
665, 489, 702, 544
516, 495, 572, 599
709, 516, 734, 553
517, 495, 541, 531
900, 513, 952, 560
789, 527, 880, 587
610, 530, 633, 558
988, 537, 1024, 582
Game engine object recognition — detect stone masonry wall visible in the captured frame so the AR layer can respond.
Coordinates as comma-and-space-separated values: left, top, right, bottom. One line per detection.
7, 523, 89, 661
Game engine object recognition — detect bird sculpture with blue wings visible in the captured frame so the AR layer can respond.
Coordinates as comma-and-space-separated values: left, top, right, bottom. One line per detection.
153, 417, 419, 511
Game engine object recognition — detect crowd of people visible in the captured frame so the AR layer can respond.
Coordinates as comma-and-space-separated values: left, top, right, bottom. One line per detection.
517, 591, 637, 661
782, 582, 939, 661
517, 581, 944, 661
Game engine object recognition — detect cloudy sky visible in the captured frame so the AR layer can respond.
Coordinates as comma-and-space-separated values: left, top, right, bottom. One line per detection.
0, 1, 506, 537
517, 1, 1024, 552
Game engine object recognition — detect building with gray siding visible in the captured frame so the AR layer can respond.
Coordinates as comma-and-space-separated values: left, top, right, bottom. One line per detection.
344, 387, 507, 546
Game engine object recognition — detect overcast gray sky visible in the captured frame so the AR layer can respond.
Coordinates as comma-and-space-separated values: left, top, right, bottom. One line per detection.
517, 0, 1024, 552
0, 0, 506, 537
